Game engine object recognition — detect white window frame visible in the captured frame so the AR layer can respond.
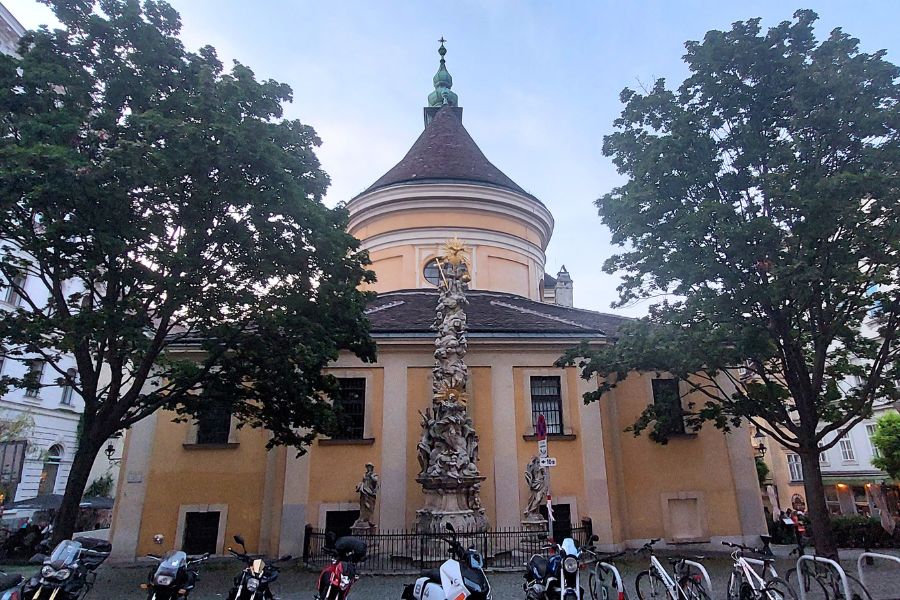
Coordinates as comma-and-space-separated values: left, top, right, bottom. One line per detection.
866, 424, 880, 459
839, 434, 856, 463
819, 450, 830, 466
787, 453, 803, 481
2, 272, 25, 306
24, 359, 45, 398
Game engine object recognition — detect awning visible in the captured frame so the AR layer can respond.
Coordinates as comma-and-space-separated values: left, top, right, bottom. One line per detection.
821, 475, 894, 486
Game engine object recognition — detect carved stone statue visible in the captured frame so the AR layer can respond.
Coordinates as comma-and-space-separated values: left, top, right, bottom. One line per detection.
523, 456, 548, 521
415, 239, 487, 533
353, 463, 378, 528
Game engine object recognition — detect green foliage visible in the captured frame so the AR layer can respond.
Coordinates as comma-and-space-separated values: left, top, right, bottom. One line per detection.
0, 410, 34, 442
0, 0, 376, 537
871, 412, 900, 479
755, 456, 770, 487
83, 473, 114, 499
829, 515, 898, 548
560, 10, 900, 556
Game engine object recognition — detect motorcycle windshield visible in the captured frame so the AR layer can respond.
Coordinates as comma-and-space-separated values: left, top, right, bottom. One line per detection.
155, 550, 187, 577
561, 538, 578, 557
48, 540, 82, 568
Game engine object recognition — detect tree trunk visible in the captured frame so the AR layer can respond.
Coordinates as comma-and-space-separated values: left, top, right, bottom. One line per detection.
799, 448, 838, 560
52, 439, 103, 545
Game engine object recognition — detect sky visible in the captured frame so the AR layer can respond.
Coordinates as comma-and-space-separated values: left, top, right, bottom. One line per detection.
4, 0, 900, 317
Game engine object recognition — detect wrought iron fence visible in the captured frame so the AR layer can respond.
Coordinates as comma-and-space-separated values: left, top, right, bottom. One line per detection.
302, 521, 593, 574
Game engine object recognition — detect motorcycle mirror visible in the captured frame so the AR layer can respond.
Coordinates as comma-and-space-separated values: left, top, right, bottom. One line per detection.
29, 554, 47, 565
590, 534, 599, 542
153, 534, 165, 545
233, 534, 245, 546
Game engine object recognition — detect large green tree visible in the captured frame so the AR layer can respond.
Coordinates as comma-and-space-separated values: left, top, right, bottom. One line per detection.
871, 412, 900, 480
0, 0, 375, 542
563, 11, 899, 558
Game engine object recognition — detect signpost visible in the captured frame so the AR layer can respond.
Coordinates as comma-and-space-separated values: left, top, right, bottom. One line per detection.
535, 414, 553, 541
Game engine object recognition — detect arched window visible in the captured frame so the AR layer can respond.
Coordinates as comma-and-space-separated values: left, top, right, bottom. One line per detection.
38, 444, 63, 496
423, 258, 468, 287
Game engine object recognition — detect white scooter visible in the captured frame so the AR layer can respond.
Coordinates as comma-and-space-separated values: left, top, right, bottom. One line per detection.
401, 523, 491, 600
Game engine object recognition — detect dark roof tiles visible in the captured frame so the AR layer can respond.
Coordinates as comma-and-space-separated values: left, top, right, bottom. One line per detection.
362, 106, 534, 199
365, 289, 629, 338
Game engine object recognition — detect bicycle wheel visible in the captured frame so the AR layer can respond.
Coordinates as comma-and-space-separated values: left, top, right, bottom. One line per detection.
727, 571, 740, 600
636, 570, 667, 600
763, 577, 798, 600
842, 574, 873, 600
590, 568, 602, 600
594, 564, 627, 600
679, 576, 711, 600
786, 567, 830, 600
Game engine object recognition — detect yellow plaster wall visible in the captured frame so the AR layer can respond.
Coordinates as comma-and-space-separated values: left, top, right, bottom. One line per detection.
602, 373, 744, 541
305, 368, 385, 527
351, 209, 543, 247
136, 413, 271, 556
514, 367, 587, 521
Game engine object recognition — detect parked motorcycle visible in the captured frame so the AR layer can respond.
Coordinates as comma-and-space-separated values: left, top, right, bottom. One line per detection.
225, 534, 292, 600
314, 535, 366, 599
401, 523, 491, 600
0, 570, 24, 600
21, 536, 111, 600
524, 534, 598, 600
140, 534, 209, 599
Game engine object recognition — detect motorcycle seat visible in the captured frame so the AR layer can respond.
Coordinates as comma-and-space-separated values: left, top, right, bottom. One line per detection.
420, 567, 442, 583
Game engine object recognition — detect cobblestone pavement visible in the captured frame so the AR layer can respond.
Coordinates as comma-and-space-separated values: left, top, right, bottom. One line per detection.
3, 548, 898, 600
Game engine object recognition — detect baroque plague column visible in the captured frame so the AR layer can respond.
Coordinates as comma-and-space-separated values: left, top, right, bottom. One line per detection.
415, 240, 488, 532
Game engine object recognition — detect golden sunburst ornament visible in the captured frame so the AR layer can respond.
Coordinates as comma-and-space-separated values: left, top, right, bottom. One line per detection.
434, 382, 468, 404
441, 237, 469, 267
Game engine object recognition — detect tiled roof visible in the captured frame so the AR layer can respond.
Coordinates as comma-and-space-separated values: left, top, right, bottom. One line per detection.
365, 289, 630, 338
543, 272, 557, 287
362, 106, 535, 200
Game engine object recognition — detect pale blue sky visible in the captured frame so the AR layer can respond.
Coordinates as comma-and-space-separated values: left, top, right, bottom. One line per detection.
6, 1, 900, 316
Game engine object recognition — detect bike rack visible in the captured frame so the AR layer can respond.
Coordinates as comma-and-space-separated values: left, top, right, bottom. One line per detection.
599, 562, 625, 596
796, 555, 851, 600
857, 552, 900, 594
683, 559, 713, 596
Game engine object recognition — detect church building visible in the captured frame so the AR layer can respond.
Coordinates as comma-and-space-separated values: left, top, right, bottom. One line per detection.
109, 44, 766, 560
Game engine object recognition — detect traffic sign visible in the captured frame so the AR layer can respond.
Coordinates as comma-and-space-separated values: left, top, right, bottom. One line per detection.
539, 457, 557, 467
536, 414, 547, 441
538, 439, 548, 458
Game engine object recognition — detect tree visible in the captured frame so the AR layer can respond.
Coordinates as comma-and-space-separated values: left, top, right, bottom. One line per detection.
562, 11, 900, 558
0, 0, 376, 542
871, 412, 900, 480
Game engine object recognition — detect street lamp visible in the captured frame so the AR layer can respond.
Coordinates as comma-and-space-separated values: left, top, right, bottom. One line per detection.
754, 429, 767, 457
104, 442, 121, 464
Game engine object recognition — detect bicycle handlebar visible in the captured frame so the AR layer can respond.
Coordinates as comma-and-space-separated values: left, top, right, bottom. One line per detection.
722, 541, 764, 554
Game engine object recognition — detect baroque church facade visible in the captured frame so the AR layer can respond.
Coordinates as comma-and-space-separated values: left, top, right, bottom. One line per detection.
109, 46, 765, 560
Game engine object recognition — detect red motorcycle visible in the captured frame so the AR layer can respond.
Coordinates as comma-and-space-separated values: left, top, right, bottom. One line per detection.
314, 536, 366, 600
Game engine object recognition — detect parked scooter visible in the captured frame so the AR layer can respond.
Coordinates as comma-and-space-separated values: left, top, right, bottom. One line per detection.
140, 534, 209, 599
314, 535, 366, 600
401, 523, 491, 600
20, 536, 111, 600
524, 534, 598, 600
225, 535, 292, 600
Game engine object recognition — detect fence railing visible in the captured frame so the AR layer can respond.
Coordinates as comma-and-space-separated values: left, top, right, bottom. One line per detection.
302, 521, 592, 574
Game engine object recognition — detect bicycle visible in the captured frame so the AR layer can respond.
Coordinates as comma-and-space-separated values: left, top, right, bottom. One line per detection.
582, 547, 628, 600
785, 556, 873, 600
633, 539, 711, 600
722, 541, 795, 600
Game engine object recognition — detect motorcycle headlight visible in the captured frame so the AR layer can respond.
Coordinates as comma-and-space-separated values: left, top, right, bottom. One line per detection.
563, 556, 579, 574
54, 568, 72, 581
40, 566, 54, 578
246, 577, 259, 592
155, 575, 173, 586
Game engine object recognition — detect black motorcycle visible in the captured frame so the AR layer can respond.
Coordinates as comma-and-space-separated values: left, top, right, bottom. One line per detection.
141, 534, 209, 599
226, 535, 292, 600
21, 537, 111, 600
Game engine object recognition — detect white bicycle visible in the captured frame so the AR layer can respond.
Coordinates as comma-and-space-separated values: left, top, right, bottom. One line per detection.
634, 539, 711, 600
722, 541, 796, 600
583, 548, 628, 600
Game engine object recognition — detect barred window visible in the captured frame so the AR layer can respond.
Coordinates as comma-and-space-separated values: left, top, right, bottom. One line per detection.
531, 376, 563, 435
334, 378, 366, 439
652, 378, 685, 436
196, 402, 232, 445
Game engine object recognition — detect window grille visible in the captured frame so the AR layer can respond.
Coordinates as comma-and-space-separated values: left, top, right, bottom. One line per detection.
531, 376, 563, 435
